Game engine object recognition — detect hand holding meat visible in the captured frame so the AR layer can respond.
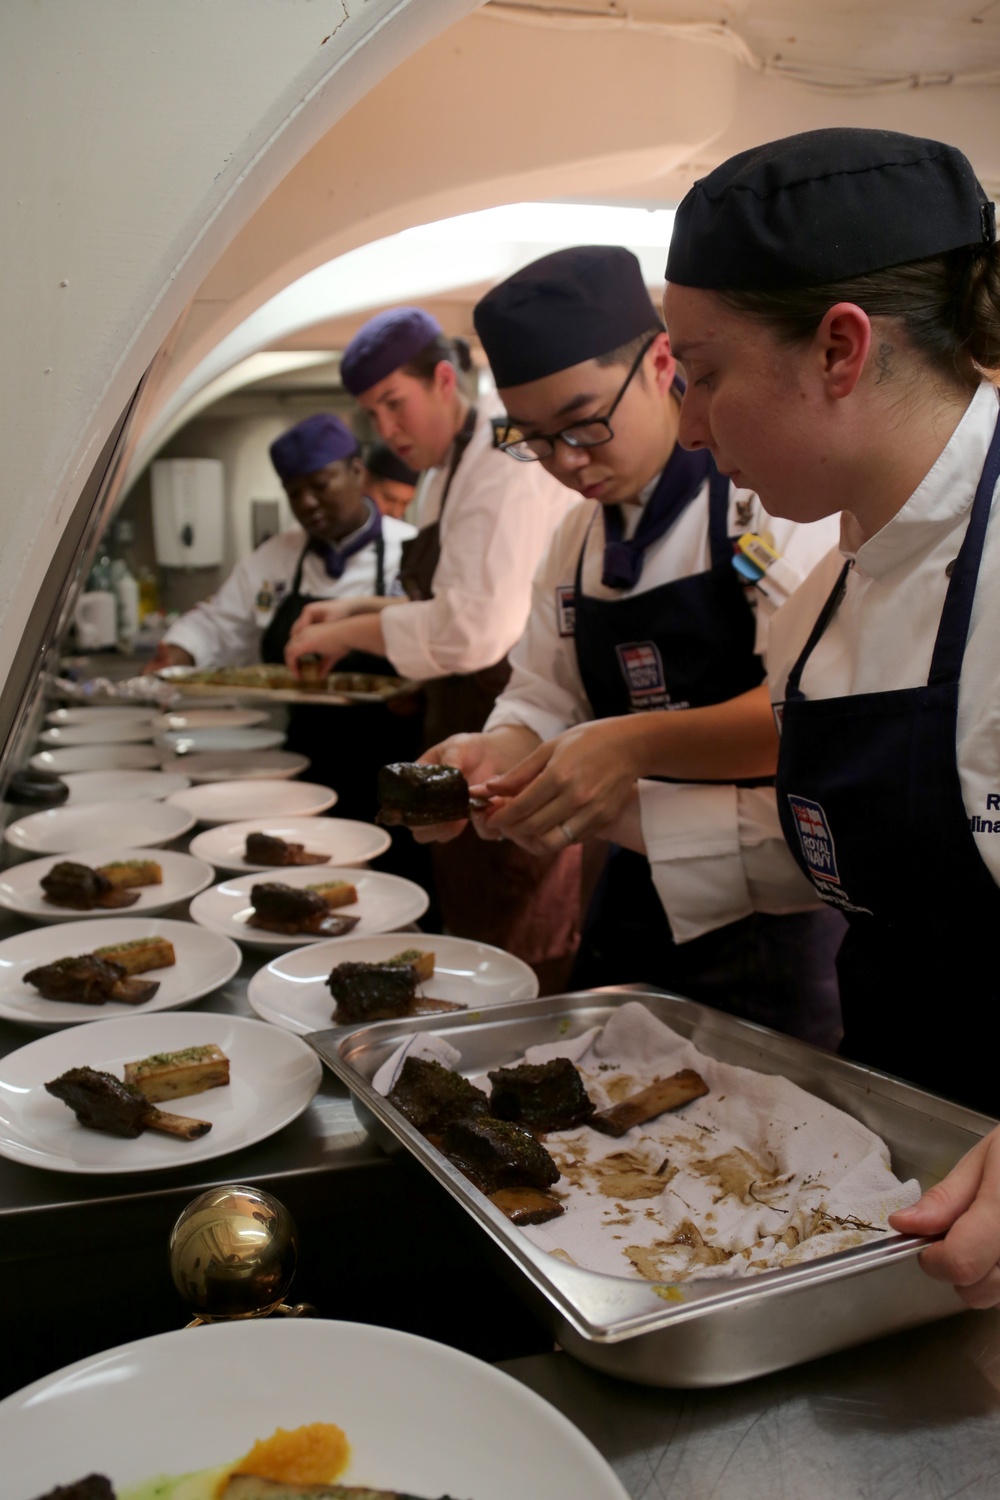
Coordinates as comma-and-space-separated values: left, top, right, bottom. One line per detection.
284, 620, 355, 676
410, 726, 539, 843
889, 1122, 1000, 1307
479, 717, 646, 853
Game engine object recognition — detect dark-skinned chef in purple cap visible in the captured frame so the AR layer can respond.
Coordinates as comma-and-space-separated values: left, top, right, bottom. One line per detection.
149, 412, 423, 831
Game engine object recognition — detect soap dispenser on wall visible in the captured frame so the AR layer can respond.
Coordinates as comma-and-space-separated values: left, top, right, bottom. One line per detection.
151, 459, 225, 567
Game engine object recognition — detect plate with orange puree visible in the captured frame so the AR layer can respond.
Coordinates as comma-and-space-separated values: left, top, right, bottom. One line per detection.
2, 1319, 627, 1500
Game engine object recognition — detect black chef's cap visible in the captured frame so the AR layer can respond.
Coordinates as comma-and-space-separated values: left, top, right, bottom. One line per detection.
364, 442, 419, 487
666, 128, 996, 291
474, 246, 659, 388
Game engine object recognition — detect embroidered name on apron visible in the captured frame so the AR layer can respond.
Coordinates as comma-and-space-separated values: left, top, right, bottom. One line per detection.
555, 585, 576, 637
615, 641, 688, 711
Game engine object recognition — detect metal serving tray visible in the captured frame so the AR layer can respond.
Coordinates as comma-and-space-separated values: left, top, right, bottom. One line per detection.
309, 988, 991, 1387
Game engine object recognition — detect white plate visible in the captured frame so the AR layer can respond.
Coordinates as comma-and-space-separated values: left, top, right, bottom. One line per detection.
30, 743, 163, 773
61, 770, 192, 804
152, 708, 269, 731
168, 780, 337, 824
0, 1011, 319, 1173
4, 800, 196, 854
248, 932, 539, 1035
45, 707, 155, 730
158, 748, 309, 782
0, 848, 215, 923
39, 721, 155, 745
190, 866, 429, 949
190, 815, 391, 873
0, 916, 241, 1028
154, 727, 285, 756
0, 1318, 627, 1500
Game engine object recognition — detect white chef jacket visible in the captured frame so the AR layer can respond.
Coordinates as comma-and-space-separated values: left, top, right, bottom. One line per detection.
163, 516, 415, 669
767, 379, 1000, 888
486, 477, 840, 942
379, 405, 577, 681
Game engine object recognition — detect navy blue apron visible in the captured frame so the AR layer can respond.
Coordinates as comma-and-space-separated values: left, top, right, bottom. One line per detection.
571, 463, 844, 1045
260, 529, 424, 833
776, 406, 1000, 1110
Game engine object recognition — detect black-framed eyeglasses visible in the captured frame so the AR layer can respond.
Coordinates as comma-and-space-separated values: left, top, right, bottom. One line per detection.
492, 334, 658, 462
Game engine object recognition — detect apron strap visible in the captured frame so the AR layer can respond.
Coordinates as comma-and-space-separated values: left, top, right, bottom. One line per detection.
290, 538, 310, 597
785, 561, 851, 700
928, 403, 1000, 686
573, 508, 603, 600
374, 529, 386, 597
437, 405, 479, 525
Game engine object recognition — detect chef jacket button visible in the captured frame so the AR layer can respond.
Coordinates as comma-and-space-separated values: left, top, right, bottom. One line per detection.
946, 558, 957, 577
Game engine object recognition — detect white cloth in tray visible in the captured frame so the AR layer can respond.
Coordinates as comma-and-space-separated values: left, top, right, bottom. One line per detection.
373, 1001, 921, 1283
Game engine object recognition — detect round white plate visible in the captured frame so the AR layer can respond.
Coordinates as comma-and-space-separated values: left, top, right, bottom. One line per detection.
0, 916, 241, 1028
158, 748, 309, 782
0, 1318, 627, 1500
190, 815, 391, 873
4, 800, 196, 854
45, 707, 155, 729
60, 770, 192, 804
30, 743, 163, 773
154, 727, 285, 756
190, 865, 429, 949
39, 721, 154, 745
168, 780, 337, 824
248, 932, 539, 1035
0, 847, 215, 923
0, 1011, 320, 1173
152, 708, 269, 731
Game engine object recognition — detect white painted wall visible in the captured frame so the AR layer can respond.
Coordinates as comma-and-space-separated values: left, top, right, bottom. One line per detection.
0, 0, 480, 696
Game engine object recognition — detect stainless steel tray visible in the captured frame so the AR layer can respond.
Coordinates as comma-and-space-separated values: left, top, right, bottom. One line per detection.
308, 987, 991, 1387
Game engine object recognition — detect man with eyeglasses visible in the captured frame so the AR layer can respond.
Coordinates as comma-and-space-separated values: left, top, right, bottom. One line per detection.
418, 244, 843, 1040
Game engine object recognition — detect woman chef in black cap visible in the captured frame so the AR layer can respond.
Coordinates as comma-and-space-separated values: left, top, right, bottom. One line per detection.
662, 127, 1000, 1303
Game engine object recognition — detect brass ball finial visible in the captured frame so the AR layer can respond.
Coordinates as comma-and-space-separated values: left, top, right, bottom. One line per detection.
169, 1184, 299, 1323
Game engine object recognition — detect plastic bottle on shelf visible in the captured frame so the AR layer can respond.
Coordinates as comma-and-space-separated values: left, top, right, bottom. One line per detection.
110, 520, 140, 648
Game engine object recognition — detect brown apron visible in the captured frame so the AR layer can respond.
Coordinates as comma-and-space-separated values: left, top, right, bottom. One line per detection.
400, 407, 582, 990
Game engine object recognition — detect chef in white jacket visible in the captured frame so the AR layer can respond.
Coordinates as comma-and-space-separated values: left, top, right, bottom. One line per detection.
418, 247, 842, 1042
151, 411, 419, 826
660, 126, 1000, 1303
285, 310, 580, 985
153, 413, 414, 672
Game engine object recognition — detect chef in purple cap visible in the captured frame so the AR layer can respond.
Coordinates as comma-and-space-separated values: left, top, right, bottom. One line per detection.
285, 307, 580, 987
149, 411, 418, 822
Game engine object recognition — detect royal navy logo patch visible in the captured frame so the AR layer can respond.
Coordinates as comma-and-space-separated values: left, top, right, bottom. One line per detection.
788, 795, 840, 885
556, 585, 575, 637
616, 641, 670, 710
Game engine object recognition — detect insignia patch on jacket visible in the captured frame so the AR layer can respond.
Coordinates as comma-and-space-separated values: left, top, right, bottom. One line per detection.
256, 586, 273, 611
787, 795, 840, 884
616, 641, 671, 710
555, 585, 575, 637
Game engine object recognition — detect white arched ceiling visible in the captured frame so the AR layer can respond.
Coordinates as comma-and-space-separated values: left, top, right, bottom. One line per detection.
0, 0, 481, 694
139, 2, 1000, 466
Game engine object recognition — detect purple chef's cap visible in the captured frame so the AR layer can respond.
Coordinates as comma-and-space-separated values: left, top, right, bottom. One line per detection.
340, 307, 442, 396
269, 413, 359, 482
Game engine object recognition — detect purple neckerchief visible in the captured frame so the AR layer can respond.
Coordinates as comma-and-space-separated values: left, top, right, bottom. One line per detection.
309, 497, 382, 579
601, 444, 712, 590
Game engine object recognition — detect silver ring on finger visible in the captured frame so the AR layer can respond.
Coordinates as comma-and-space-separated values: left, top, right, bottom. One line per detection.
559, 821, 575, 846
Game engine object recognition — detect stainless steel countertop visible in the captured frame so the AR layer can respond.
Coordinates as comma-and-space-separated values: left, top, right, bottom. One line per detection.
504, 1306, 1000, 1498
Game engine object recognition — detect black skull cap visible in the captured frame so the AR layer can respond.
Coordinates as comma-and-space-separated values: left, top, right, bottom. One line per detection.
666, 128, 995, 291
474, 245, 659, 388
